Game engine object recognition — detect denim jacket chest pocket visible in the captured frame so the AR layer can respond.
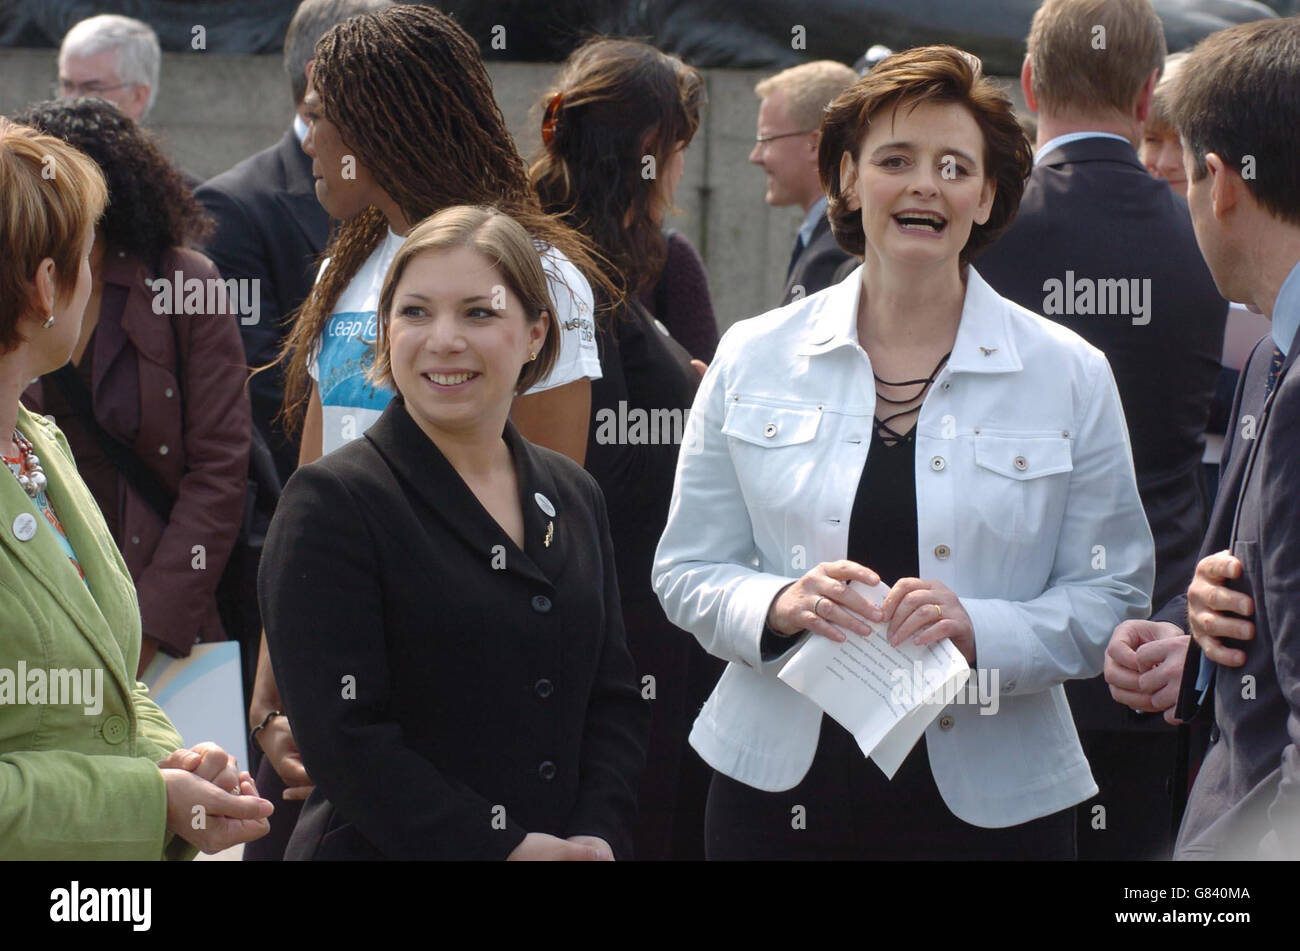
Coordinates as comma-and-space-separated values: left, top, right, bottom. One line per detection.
722, 397, 825, 509
966, 430, 1075, 542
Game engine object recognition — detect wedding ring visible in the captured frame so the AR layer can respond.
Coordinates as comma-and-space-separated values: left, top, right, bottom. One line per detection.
813, 596, 826, 618
933, 603, 943, 621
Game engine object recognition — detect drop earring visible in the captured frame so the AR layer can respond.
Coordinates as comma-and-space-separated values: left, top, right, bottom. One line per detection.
42, 314, 54, 329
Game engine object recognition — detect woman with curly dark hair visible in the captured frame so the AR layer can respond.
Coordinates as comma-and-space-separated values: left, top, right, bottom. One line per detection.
15, 97, 252, 679
529, 37, 718, 859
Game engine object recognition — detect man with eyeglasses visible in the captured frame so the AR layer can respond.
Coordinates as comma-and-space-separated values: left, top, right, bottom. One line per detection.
749, 61, 858, 306
56, 14, 160, 123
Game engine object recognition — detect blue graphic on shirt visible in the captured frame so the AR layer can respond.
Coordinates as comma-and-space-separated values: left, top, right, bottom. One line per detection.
317, 311, 394, 414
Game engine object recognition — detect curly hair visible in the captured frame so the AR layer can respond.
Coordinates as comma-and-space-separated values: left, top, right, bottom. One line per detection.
13, 98, 212, 270
817, 45, 1032, 267
280, 3, 615, 435
528, 38, 705, 297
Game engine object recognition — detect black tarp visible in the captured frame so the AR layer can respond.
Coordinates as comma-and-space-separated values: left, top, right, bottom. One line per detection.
1, 0, 1286, 72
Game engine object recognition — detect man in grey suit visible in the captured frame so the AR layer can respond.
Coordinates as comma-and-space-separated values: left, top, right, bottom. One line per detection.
1104, 16, 1300, 860
748, 61, 857, 305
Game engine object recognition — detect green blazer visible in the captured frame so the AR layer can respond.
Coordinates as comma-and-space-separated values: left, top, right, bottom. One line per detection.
0, 405, 195, 860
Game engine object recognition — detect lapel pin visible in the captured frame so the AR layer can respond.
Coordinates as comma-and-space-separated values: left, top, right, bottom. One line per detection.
979, 346, 998, 356
534, 492, 556, 517
544, 520, 554, 548
12, 512, 37, 542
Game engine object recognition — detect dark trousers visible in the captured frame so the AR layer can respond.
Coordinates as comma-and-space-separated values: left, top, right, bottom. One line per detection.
622, 594, 721, 860
1073, 728, 1181, 861
242, 755, 305, 861
704, 715, 1075, 860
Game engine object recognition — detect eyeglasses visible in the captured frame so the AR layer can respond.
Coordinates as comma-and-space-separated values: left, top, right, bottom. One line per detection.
52, 79, 136, 98
753, 129, 816, 148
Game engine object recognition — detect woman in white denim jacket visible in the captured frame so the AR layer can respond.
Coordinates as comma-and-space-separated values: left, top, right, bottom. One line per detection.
653, 46, 1154, 859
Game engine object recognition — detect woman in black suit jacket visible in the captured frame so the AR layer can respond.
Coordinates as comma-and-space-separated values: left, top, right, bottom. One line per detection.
259, 206, 648, 860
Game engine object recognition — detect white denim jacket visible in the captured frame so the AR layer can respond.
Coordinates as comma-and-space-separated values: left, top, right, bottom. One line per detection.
653, 266, 1155, 828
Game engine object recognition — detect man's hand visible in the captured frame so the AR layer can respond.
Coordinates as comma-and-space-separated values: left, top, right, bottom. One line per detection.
1188, 551, 1254, 667
1105, 619, 1187, 721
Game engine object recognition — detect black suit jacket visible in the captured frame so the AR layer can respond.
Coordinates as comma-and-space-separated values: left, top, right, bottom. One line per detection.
976, 136, 1228, 734
1161, 336, 1300, 858
258, 399, 649, 860
196, 129, 331, 483
781, 214, 852, 306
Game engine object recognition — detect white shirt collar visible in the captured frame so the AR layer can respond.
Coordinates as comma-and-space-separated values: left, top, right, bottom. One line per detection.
1033, 131, 1131, 166
293, 113, 309, 145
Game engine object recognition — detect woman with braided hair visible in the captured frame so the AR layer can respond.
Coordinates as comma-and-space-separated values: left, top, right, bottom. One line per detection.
247, 3, 614, 859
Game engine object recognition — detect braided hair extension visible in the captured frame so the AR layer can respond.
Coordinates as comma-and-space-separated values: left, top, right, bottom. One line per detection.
279, 3, 615, 435
529, 38, 704, 297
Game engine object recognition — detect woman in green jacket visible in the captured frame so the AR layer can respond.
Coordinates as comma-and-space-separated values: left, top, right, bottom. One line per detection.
0, 118, 273, 859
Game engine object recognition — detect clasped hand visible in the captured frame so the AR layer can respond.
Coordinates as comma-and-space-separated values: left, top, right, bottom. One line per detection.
1105, 550, 1253, 724
157, 741, 273, 853
766, 560, 976, 665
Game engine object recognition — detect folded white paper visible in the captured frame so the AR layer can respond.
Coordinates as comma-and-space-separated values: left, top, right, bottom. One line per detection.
777, 580, 969, 778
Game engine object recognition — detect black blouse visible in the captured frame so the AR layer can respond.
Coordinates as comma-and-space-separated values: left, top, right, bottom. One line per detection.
845, 429, 919, 584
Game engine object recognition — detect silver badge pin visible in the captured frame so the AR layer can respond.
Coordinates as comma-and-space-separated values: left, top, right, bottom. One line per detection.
13, 512, 37, 542
544, 520, 554, 548
534, 493, 556, 517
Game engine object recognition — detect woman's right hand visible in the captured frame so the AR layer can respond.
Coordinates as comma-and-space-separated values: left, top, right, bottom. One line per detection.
767, 560, 884, 641
506, 832, 605, 861
162, 768, 273, 853
258, 716, 315, 801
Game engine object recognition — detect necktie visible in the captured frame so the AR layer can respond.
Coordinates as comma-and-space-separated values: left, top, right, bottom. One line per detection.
1196, 345, 1286, 700
1265, 345, 1285, 396
786, 233, 805, 283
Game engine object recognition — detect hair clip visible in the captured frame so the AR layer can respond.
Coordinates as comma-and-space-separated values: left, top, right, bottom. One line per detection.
541, 92, 564, 146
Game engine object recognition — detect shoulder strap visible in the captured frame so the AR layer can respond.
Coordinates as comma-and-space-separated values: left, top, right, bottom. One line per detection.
47, 364, 175, 522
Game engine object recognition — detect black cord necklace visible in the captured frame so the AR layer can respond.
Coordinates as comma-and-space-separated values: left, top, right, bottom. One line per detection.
872, 351, 951, 446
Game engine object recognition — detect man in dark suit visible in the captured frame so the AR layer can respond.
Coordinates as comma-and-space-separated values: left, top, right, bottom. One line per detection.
748, 61, 857, 306
1105, 17, 1300, 859
974, 0, 1227, 860
196, 0, 390, 483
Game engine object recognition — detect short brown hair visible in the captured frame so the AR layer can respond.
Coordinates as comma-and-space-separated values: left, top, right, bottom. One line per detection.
817, 45, 1032, 265
1028, 0, 1166, 116
371, 206, 560, 394
755, 60, 859, 131
0, 118, 107, 354
1169, 18, 1300, 227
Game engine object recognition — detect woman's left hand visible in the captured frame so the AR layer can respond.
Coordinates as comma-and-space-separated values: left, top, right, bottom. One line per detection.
881, 578, 975, 666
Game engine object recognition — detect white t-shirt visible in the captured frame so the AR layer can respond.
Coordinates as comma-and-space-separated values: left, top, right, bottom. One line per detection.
308, 228, 600, 456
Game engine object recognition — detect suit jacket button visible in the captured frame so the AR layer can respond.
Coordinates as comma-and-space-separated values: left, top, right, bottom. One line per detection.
531, 594, 552, 614
102, 715, 128, 745
534, 678, 553, 699
538, 760, 557, 781
938, 715, 955, 730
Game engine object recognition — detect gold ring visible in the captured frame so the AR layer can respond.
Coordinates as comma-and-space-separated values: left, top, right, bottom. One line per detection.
933, 603, 943, 621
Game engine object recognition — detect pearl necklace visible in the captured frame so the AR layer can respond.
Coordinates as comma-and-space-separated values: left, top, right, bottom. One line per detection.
7, 429, 48, 498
